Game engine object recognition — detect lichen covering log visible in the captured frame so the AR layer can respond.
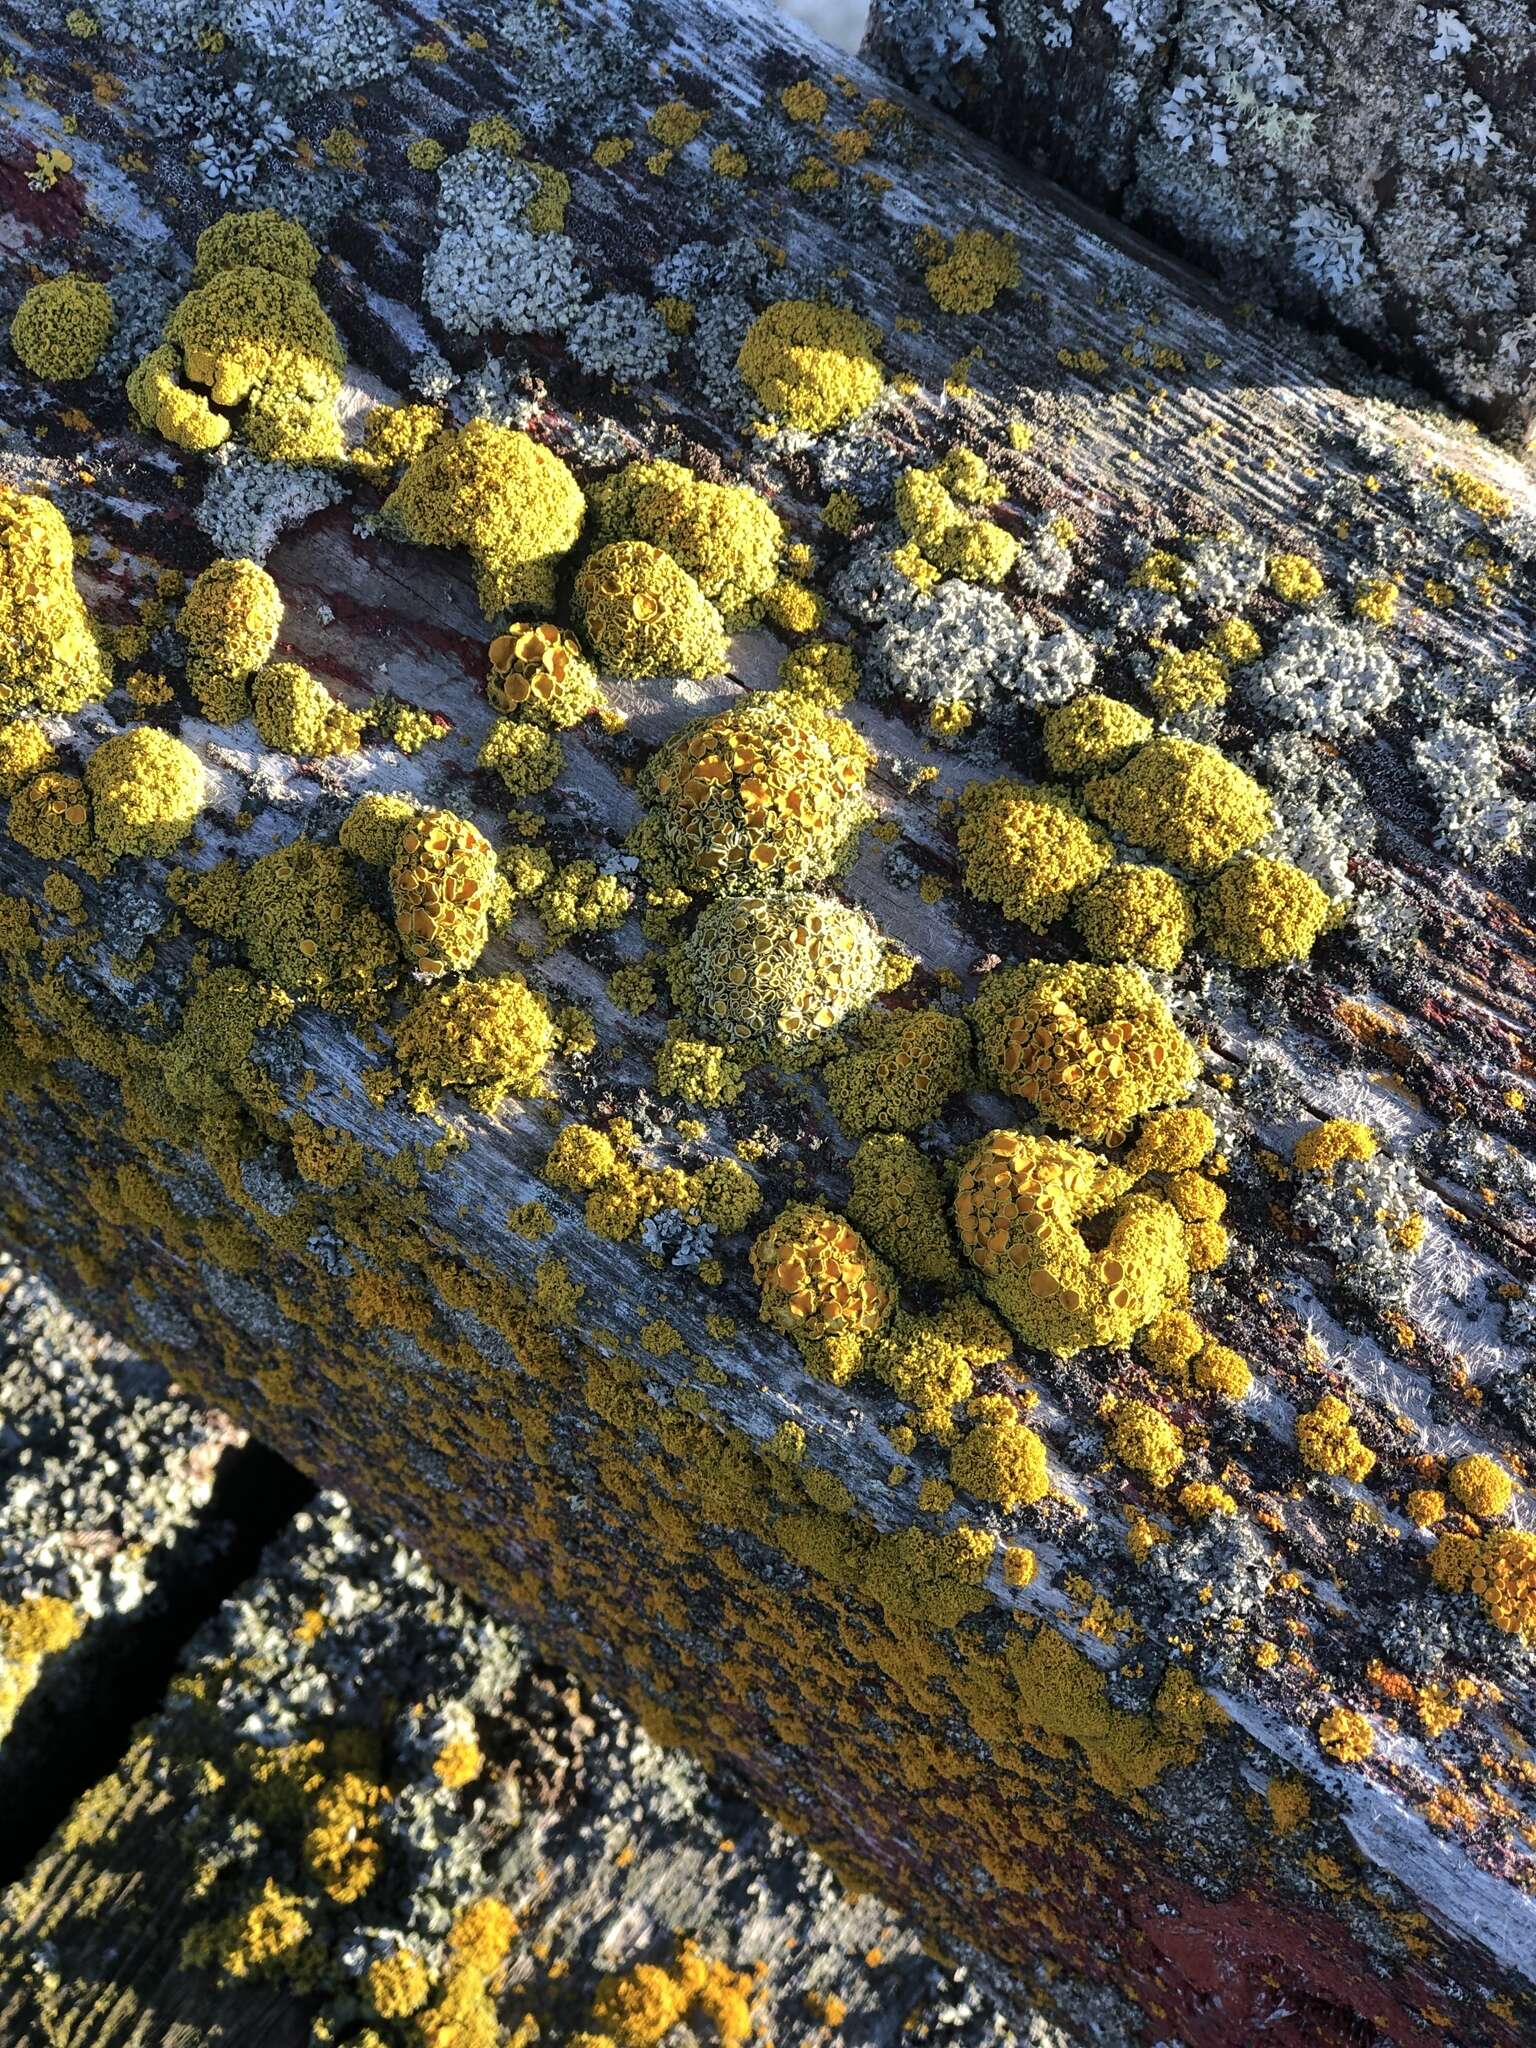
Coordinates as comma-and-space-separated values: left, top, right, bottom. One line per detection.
1, 0, 1535, 2043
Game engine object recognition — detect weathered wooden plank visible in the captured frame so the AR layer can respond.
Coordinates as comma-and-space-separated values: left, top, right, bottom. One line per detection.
0, 1491, 1095, 2047
864, 0, 1536, 447
0, 0, 1534, 2041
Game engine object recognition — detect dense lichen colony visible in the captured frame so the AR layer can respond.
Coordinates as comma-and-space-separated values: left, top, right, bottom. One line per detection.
1, 4, 1535, 2043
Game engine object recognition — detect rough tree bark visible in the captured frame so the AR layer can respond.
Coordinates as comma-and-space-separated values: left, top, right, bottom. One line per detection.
1, 0, 1535, 2043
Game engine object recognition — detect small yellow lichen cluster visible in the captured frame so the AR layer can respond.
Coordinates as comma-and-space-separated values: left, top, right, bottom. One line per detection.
478, 716, 565, 798
918, 226, 1021, 314
1293, 1118, 1377, 1175
394, 974, 555, 1111
179, 557, 284, 723
957, 779, 1111, 930
0, 718, 56, 796
894, 451, 1016, 585
573, 540, 729, 681
1137, 1303, 1251, 1403
1429, 1528, 1536, 1638
1448, 1453, 1514, 1520
778, 637, 859, 707
350, 399, 445, 486
1071, 863, 1195, 972
252, 661, 365, 756
486, 621, 604, 726
589, 458, 784, 627
388, 808, 501, 977
1146, 643, 1231, 716
381, 418, 586, 619
971, 960, 1198, 1144
1040, 694, 1152, 777
1269, 553, 1325, 604
823, 1004, 972, 1135
638, 694, 870, 894
1083, 736, 1272, 877
544, 1118, 761, 1245
1107, 1398, 1185, 1487
737, 298, 884, 433
84, 726, 204, 858
953, 1129, 1191, 1355
239, 838, 397, 1007
10, 272, 114, 381
128, 210, 345, 460
949, 1397, 1049, 1507
676, 892, 887, 1049
1317, 1706, 1374, 1764
751, 1202, 895, 1381
7, 772, 91, 860
1199, 853, 1331, 969
585, 1939, 754, 2048
0, 490, 114, 715
1296, 1394, 1375, 1483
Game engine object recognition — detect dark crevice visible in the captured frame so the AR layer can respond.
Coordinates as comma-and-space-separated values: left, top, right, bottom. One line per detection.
0, 1438, 314, 1885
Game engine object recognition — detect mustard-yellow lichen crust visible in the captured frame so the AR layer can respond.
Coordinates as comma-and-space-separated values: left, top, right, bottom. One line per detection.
573, 541, 730, 681
194, 208, 320, 283
251, 661, 365, 757
1083, 737, 1272, 876
1293, 1118, 1378, 1175
1449, 1453, 1514, 1520
1199, 853, 1332, 968
1071, 863, 1196, 972
238, 838, 397, 1006
638, 693, 870, 893
0, 718, 56, 797
0, 490, 114, 715
380, 419, 586, 619
737, 298, 884, 432
83, 726, 204, 858
957, 779, 1112, 931
970, 960, 1198, 1144
1040, 693, 1153, 777
10, 273, 114, 381
1296, 1394, 1375, 1483
393, 974, 556, 1112
486, 622, 603, 727
134, 262, 346, 462
1108, 1399, 1185, 1487
388, 808, 500, 978
823, 1005, 972, 1135
7, 771, 92, 860
677, 891, 886, 1049
589, 458, 784, 626
954, 1130, 1190, 1355
750, 1201, 895, 1377
180, 557, 284, 722
478, 716, 565, 799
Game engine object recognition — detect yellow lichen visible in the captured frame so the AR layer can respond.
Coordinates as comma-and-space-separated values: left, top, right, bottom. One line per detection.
0, 490, 114, 715
588, 458, 783, 627
380, 419, 586, 619
1429, 1528, 1536, 1638
573, 541, 729, 681
179, 557, 283, 723
239, 838, 397, 1006
737, 299, 883, 433
1107, 1399, 1185, 1487
638, 694, 869, 894
10, 272, 114, 380
949, 1408, 1049, 1508
676, 891, 886, 1049
1083, 738, 1272, 877
1296, 1394, 1375, 1483
394, 975, 556, 1112
1040, 693, 1152, 778
1317, 1707, 1374, 1764
750, 1203, 894, 1380
957, 779, 1112, 931
921, 227, 1020, 314
1071, 863, 1195, 971
1200, 854, 1331, 968
84, 726, 204, 858
1448, 1453, 1513, 1520
1293, 1119, 1377, 1175
486, 622, 604, 727
388, 808, 500, 978
823, 1005, 971, 1135
252, 661, 365, 756
970, 960, 1197, 1144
